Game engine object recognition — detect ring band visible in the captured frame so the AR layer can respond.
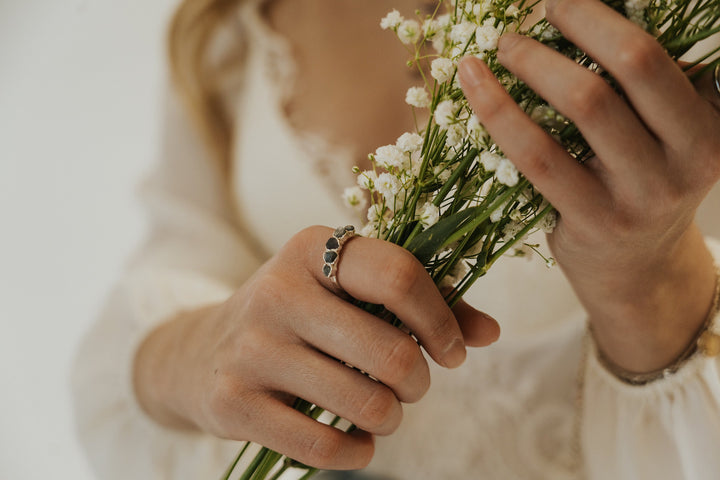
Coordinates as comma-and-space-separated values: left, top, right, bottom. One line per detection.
322, 225, 356, 284
714, 64, 720, 98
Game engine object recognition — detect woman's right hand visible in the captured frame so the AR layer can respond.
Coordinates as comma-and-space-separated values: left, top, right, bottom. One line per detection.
133, 226, 499, 470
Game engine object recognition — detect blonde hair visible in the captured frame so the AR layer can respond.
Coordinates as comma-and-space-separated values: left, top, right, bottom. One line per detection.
167, 0, 247, 175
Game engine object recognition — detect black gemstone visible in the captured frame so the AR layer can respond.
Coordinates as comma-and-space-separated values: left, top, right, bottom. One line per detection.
333, 226, 346, 238
324, 251, 338, 263
326, 237, 339, 250
344, 225, 355, 232
322, 264, 332, 277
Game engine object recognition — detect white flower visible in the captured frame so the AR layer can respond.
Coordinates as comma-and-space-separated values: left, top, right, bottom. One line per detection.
375, 172, 402, 198
423, 19, 440, 39
439, 260, 470, 289
396, 132, 424, 153
405, 86, 431, 108
359, 222, 380, 238
418, 202, 440, 228
496, 158, 519, 186
380, 10, 403, 30
625, 0, 650, 28
357, 170, 377, 190
398, 19, 421, 44
367, 203, 392, 223
430, 57, 455, 84
475, 25, 500, 51
540, 209, 557, 233
434, 99, 457, 127
479, 150, 502, 171
467, 115, 488, 148
502, 221, 524, 240
434, 165, 452, 183
450, 21, 476, 44
445, 124, 466, 148
490, 200, 509, 223
374, 145, 406, 170
505, 5, 520, 18
342, 186, 367, 211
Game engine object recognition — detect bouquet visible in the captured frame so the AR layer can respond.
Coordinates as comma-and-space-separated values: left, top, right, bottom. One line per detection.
223, 1, 720, 478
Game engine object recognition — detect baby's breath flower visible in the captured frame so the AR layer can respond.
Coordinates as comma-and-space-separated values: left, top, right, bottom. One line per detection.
396, 132, 424, 153
398, 19, 422, 44
434, 99, 457, 128
380, 10, 403, 30
375, 172, 403, 198
496, 158, 520, 186
405, 86, 431, 108
367, 203, 393, 224
505, 5, 520, 19
439, 260, 471, 289
450, 21, 477, 44
423, 18, 440, 38
479, 150, 502, 171
431, 57, 455, 84
475, 25, 501, 51
490, 200, 509, 223
357, 170, 377, 190
540, 209, 557, 233
418, 202, 440, 228
434, 165, 452, 183
375, 145, 407, 170
502, 220, 524, 240
446, 123, 466, 148
342, 186, 368, 211
625, 0, 650, 28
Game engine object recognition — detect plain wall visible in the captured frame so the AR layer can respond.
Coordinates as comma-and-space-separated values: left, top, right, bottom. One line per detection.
0, 0, 176, 477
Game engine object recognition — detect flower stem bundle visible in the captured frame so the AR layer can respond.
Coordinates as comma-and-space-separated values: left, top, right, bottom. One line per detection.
224, 0, 720, 478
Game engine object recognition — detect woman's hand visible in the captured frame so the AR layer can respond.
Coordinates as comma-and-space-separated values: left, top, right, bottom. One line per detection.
133, 226, 499, 470
458, 0, 720, 373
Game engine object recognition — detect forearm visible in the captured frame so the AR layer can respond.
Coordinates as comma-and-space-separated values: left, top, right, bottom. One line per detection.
580, 224, 717, 373
132, 303, 223, 430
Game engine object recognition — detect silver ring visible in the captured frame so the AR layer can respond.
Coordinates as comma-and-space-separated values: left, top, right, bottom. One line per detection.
714, 63, 720, 98
322, 225, 356, 284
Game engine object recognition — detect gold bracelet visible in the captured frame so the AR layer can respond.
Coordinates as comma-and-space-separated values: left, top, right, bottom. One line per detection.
594, 265, 720, 386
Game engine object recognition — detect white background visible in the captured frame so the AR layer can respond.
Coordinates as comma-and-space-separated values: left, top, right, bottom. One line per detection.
0, 0, 176, 477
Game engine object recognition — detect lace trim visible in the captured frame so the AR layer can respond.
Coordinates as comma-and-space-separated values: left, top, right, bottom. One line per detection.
239, 0, 358, 197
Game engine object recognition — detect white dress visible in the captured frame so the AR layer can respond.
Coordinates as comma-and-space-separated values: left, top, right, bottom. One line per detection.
72, 3, 720, 479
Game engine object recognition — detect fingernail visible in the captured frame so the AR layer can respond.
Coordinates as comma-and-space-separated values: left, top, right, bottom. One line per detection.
458, 58, 487, 89
442, 338, 466, 368
498, 32, 521, 52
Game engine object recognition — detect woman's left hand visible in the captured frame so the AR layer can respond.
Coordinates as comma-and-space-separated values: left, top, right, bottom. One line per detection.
458, 0, 720, 373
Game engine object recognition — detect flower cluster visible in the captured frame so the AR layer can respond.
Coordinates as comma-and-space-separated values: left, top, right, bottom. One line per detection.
225, 1, 720, 478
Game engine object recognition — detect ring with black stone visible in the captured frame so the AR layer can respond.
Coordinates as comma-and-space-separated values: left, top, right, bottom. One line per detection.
322, 225, 356, 284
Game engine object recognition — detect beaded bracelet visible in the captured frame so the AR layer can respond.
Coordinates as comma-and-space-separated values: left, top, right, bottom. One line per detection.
594, 265, 720, 386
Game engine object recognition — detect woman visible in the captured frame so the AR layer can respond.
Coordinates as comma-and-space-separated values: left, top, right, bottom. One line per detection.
73, 0, 720, 478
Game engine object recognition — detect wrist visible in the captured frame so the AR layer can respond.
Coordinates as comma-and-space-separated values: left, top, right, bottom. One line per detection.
132, 303, 223, 431
582, 226, 718, 373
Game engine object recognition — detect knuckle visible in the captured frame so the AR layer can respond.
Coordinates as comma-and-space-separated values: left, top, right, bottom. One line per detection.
306, 431, 342, 469
522, 146, 554, 181
615, 35, 663, 75
357, 387, 399, 432
383, 250, 422, 297
566, 80, 610, 121
380, 335, 421, 386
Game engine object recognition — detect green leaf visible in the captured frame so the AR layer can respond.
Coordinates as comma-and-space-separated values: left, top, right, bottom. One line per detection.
406, 207, 483, 264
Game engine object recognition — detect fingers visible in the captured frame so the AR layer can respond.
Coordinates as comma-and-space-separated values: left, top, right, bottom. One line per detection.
266, 344, 404, 436
544, 0, 716, 149
299, 227, 467, 369
291, 289, 431, 403
249, 398, 375, 470
457, 56, 608, 223
452, 298, 500, 347
495, 32, 662, 183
